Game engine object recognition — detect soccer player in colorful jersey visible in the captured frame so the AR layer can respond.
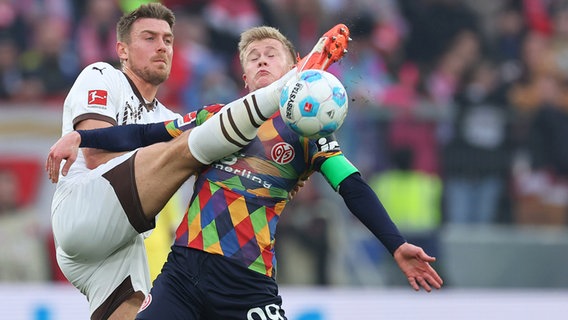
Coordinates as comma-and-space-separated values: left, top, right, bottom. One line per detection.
64, 26, 443, 319
46, 5, 351, 319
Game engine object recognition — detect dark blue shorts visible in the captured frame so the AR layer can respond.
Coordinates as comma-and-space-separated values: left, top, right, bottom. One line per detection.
136, 246, 287, 320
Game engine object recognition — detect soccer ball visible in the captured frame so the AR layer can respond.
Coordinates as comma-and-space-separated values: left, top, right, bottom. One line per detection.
279, 69, 348, 139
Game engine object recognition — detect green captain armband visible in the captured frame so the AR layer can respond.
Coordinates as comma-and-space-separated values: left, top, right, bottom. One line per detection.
320, 155, 359, 191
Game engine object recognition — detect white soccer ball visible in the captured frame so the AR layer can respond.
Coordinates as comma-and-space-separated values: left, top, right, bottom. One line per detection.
279, 69, 348, 139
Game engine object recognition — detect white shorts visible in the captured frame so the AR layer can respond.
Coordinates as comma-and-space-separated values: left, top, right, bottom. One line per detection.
51, 151, 154, 319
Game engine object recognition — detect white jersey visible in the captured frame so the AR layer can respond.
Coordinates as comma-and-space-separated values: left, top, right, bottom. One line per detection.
51, 62, 182, 316
58, 62, 181, 183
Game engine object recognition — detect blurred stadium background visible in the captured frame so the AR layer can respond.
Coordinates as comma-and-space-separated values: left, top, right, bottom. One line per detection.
2, 0, 568, 319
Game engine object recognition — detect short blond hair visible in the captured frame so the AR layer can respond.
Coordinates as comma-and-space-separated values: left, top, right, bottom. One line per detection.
238, 26, 296, 67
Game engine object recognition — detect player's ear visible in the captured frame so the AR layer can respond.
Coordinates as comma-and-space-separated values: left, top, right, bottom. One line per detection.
242, 74, 248, 88
116, 42, 128, 61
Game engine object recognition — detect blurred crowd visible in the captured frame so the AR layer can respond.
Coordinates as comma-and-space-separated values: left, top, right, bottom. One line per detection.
3, 0, 568, 285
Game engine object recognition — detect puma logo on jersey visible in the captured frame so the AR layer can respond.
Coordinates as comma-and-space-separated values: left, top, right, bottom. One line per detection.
88, 90, 108, 106
92, 66, 106, 75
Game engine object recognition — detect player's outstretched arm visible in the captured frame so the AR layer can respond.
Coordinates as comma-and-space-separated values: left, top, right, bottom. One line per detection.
393, 243, 443, 292
335, 171, 443, 291
45, 118, 185, 183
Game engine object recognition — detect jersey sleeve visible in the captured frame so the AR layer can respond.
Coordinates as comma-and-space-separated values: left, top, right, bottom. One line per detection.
77, 103, 226, 151
146, 103, 224, 139
78, 122, 175, 151
65, 62, 121, 129
195, 104, 225, 125
338, 173, 407, 255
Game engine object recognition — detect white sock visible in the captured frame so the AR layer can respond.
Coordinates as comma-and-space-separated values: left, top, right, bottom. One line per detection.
188, 68, 297, 164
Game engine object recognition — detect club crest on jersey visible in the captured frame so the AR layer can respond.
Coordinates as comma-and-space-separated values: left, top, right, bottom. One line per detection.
271, 142, 295, 164
138, 293, 152, 312
87, 90, 108, 107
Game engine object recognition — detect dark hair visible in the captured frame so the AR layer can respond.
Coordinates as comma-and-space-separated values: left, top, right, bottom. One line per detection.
116, 3, 175, 43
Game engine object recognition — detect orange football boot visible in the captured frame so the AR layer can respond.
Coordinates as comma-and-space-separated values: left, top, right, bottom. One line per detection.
296, 23, 351, 71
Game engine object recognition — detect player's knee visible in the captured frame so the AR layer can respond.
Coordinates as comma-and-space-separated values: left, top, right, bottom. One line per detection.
54, 217, 107, 260
56, 230, 96, 260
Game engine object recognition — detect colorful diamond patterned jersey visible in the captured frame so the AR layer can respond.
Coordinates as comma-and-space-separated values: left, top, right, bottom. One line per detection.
173, 105, 345, 277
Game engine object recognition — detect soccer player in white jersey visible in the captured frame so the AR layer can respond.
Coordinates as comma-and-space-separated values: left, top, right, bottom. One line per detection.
47, 3, 351, 320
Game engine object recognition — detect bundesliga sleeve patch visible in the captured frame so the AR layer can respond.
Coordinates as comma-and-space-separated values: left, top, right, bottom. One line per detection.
316, 136, 340, 152
87, 90, 108, 106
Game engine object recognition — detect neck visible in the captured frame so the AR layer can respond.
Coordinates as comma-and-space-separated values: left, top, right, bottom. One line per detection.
122, 66, 158, 102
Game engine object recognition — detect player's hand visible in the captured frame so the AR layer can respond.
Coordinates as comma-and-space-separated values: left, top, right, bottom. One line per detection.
45, 131, 81, 183
393, 242, 443, 292
288, 177, 309, 200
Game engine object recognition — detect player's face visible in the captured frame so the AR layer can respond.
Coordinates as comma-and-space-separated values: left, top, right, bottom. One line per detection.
242, 38, 294, 91
119, 18, 174, 86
